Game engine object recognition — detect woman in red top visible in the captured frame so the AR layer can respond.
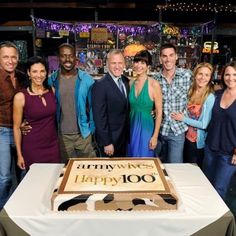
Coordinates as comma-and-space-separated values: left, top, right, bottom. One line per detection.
13, 56, 60, 178
171, 62, 215, 168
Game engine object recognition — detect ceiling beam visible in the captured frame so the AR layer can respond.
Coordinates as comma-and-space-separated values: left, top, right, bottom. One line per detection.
0, 2, 96, 8
0, 2, 155, 9
98, 3, 136, 8
0, 25, 33, 31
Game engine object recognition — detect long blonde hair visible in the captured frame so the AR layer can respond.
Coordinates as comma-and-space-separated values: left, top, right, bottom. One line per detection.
188, 62, 214, 105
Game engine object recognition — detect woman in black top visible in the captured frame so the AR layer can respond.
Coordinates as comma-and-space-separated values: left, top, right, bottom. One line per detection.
203, 61, 236, 201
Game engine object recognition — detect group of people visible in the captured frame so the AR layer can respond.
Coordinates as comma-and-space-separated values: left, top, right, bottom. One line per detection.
0, 42, 96, 210
0, 41, 236, 210
92, 49, 162, 158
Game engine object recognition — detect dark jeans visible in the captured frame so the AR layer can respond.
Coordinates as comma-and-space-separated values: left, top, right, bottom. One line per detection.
184, 139, 204, 169
203, 144, 236, 200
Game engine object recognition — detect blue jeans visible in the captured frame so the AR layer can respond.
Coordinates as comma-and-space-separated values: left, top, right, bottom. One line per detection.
157, 131, 185, 163
203, 144, 236, 200
0, 127, 14, 209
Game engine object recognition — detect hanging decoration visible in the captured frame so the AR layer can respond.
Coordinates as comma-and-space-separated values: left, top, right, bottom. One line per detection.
160, 20, 215, 37
31, 16, 216, 44
32, 16, 160, 36
33, 17, 74, 32
162, 25, 180, 36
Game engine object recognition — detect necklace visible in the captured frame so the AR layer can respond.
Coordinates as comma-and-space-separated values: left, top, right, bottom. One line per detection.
28, 87, 45, 98
32, 90, 44, 98
28, 87, 47, 107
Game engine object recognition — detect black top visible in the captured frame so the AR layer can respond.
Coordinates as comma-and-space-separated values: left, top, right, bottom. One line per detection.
206, 89, 236, 156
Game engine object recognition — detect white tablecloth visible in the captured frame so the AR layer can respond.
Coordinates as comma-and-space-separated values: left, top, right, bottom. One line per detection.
3, 163, 230, 236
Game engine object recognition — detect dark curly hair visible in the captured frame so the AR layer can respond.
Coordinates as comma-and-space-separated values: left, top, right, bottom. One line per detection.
26, 56, 50, 92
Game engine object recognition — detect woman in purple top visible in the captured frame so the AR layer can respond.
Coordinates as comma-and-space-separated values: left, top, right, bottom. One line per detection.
203, 61, 236, 200
13, 56, 60, 175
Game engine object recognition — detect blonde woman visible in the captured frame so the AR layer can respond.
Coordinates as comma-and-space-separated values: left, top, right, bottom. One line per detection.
171, 62, 215, 167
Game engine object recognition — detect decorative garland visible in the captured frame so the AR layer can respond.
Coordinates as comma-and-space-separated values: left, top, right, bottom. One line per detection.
32, 16, 216, 37
32, 17, 160, 36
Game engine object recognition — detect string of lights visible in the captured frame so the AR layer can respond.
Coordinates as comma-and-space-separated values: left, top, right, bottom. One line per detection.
156, 2, 236, 13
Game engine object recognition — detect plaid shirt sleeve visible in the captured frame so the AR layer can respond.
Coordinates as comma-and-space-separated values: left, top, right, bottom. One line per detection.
154, 68, 192, 136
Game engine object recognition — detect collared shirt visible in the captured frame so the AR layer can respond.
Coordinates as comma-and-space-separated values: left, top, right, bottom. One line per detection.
0, 68, 27, 127
154, 67, 192, 136
109, 72, 127, 97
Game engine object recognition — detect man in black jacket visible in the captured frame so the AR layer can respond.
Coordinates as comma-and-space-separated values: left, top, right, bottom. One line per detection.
92, 49, 129, 157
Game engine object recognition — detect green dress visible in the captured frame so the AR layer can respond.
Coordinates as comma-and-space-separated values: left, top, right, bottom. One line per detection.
128, 79, 155, 157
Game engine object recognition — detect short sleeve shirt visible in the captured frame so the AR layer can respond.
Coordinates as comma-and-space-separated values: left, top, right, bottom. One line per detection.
0, 69, 27, 127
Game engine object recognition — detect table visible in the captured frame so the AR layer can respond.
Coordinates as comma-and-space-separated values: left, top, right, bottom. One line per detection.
0, 163, 235, 236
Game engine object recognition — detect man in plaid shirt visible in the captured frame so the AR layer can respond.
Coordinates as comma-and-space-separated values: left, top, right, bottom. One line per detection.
154, 43, 192, 163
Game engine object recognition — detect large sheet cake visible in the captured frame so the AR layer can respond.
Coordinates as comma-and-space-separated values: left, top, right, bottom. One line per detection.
51, 158, 178, 211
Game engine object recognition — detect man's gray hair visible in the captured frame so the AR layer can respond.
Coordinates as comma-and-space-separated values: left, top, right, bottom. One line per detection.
106, 49, 124, 62
0, 41, 19, 53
